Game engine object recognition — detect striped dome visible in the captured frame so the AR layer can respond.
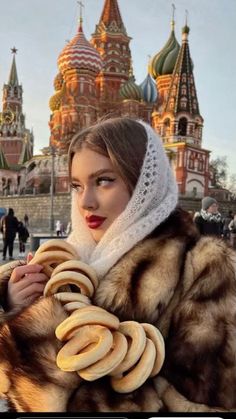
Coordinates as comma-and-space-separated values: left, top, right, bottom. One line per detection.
58, 23, 103, 76
149, 22, 180, 79
119, 75, 143, 101
140, 73, 158, 103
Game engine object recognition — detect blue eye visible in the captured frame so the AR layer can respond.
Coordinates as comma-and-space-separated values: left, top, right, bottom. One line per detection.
97, 177, 115, 186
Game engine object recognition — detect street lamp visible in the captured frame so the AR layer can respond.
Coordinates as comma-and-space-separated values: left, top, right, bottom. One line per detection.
50, 145, 55, 234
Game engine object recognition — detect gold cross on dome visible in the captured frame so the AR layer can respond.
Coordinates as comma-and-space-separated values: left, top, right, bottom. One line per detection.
77, 1, 84, 20
185, 9, 189, 25
172, 3, 176, 20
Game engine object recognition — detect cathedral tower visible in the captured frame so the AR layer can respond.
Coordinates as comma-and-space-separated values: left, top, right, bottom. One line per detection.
91, 0, 132, 114
152, 18, 210, 197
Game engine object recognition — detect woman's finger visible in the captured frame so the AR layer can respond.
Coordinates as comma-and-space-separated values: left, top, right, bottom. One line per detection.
9, 272, 48, 294
27, 252, 34, 264
17, 282, 46, 301
9, 264, 45, 283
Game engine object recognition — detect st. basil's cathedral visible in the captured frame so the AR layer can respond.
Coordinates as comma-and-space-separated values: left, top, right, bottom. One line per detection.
0, 0, 210, 198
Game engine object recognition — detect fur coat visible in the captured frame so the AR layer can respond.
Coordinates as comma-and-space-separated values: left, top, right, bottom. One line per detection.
1, 207, 236, 412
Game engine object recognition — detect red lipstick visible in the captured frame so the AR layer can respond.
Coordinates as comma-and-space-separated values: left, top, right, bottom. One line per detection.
85, 215, 106, 229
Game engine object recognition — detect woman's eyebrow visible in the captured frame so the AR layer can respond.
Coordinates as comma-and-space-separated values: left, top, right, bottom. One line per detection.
71, 169, 115, 182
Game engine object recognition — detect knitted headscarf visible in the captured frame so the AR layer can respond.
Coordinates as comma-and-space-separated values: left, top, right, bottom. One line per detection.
67, 120, 178, 279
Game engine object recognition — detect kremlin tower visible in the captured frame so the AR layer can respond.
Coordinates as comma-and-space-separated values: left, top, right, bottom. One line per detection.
0, 48, 34, 195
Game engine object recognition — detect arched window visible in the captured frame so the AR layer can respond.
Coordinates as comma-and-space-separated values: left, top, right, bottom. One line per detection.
189, 153, 195, 170
163, 118, 170, 136
178, 117, 187, 136
198, 156, 204, 171
180, 97, 187, 109
181, 85, 187, 95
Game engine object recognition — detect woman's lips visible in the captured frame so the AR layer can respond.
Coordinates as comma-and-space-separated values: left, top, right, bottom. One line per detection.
85, 216, 107, 229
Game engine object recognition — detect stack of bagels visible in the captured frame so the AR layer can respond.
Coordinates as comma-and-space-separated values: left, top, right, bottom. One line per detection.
29, 239, 165, 393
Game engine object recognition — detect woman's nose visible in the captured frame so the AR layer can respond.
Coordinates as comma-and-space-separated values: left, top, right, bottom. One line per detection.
80, 188, 98, 210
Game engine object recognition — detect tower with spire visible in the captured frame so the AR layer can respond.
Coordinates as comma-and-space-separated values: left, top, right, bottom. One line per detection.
0, 48, 34, 194
91, 0, 132, 113
150, 10, 210, 196
0, 48, 34, 167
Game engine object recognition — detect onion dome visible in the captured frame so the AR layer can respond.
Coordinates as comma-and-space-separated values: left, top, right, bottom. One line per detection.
49, 83, 66, 112
119, 63, 143, 101
53, 73, 64, 91
58, 19, 103, 76
140, 73, 158, 103
149, 20, 180, 79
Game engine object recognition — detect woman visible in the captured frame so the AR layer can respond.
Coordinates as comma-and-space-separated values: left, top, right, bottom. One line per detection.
1, 117, 236, 412
194, 196, 223, 237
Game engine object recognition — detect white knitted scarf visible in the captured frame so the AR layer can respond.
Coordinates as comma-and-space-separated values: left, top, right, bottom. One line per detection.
67, 120, 178, 279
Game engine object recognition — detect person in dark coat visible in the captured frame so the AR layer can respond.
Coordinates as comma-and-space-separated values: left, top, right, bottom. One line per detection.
0, 208, 19, 261
194, 196, 223, 237
222, 210, 233, 239
17, 221, 29, 257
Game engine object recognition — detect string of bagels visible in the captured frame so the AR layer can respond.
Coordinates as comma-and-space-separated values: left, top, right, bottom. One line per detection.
29, 239, 165, 393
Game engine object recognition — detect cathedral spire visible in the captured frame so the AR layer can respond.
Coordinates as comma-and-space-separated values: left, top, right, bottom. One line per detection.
164, 20, 200, 116
77, 1, 84, 33
100, 0, 122, 26
98, 0, 126, 34
8, 47, 19, 86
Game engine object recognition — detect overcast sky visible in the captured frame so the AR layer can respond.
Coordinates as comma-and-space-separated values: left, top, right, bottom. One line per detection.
0, 0, 235, 174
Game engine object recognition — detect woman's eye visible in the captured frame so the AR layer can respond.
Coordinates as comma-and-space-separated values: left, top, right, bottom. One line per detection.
70, 183, 82, 192
97, 177, 115, 186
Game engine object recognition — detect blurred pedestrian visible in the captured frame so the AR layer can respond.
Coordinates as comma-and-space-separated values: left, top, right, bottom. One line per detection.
222, 210, 233, 240
194, 196, 223, 237
55, 220, 62, 237
0, 208, 19, 260
18, 221, 29, 257
24, 214, 29, 228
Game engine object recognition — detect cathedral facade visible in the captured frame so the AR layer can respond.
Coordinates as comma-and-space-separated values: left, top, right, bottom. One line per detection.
0, 0, 210, 198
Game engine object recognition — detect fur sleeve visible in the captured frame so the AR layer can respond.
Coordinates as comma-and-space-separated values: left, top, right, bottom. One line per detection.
162, 237, 236, 410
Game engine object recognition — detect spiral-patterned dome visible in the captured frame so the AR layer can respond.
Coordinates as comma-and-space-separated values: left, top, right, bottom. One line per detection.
149, 22, 180, 79
58, 22, 103, 76
140, 73, 158, 103
119, 75, 143, 101
49, 84, 66, 112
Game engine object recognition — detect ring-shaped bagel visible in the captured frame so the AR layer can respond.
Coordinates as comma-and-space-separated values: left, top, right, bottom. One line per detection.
141, 323, 165, 377
56, 325, 113, 371
43, 271, 94, 297
29, 250, 75, 277
34, 239, 78, 259
63, 301, 90, 312
110, 321, 146, 376
51, 260, 98, 290
111, 338, 156, 393
53, 292, 91, 305
55, 305, 120, 341
79, 331, 128, 381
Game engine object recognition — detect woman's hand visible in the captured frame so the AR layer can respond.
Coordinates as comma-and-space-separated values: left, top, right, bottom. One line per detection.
7, 253, 48, 310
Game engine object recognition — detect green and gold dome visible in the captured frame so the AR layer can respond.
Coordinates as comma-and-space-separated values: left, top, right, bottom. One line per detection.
149, 20, 180, 79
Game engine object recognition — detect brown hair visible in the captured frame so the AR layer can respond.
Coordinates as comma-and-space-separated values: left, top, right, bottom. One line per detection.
68, 117, 148, 194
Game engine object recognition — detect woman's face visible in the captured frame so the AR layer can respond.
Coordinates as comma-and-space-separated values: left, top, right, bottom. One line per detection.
71, 147, 131, 242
